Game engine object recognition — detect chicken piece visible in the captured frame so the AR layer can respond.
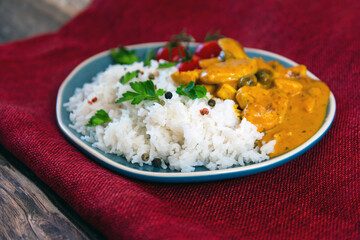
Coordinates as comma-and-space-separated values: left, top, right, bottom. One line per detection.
274, 78, 303, 95
303, 86, 328, 113
218, 38, 249, 60
265, 63, 307, 80
200, 58, 258, 84
285, 65, 307, 79
171, 70, 201, 85
303, 94, 315, 113
236, 86, 289, 131
199, 57, 221, 69
215, 83, 237, 100
255, 58, 273, 71
224, 81, 238, 89
200, 84, 217, 94
308, 87, 321, 97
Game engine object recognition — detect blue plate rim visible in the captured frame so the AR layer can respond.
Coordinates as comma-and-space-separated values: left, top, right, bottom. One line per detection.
56, 42, 336, 182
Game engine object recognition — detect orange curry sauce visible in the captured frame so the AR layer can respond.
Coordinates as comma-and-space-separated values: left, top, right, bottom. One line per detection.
171, 38, 330, 157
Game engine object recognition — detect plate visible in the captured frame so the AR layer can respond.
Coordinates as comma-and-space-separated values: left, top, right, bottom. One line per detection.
56, 42, 336, 183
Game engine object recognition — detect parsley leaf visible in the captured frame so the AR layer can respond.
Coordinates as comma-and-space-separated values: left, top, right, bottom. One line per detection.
86, 109, 112, 127
111, 46, 139, 64
115, 80, 165, 104
158, 62, 177, 69
176, 81, 208, 100
120, 70, 140, 84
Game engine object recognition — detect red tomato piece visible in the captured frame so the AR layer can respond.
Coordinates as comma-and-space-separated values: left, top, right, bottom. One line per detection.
156, 45, 186, 62
177, 55, 200, 72
194, 41, 222, 59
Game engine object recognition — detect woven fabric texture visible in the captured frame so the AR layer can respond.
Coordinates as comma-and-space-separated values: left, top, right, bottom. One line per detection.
0, 0, 359, 239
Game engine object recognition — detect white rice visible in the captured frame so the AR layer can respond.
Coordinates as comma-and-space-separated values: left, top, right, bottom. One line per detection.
65, 60, 276, 172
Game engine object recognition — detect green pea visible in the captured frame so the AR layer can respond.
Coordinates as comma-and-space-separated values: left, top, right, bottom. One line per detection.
255, 69, 274, 88
238, 74, 258, 88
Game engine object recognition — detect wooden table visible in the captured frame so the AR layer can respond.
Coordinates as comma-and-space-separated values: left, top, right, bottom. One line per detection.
0, 0, 104, 238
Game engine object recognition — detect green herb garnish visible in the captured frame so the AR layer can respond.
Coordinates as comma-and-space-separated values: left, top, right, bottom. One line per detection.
176, 81, 208, 100
204, 29, 225, 42
168, 29, 194, 62
86, 109, 112, 127
144, 49, 154, 66
169, 28, 195, 44
115, 80, 165, 104
111, 46, 139, 64
177, 43, 192, 62
158, 62, 177, 69
120, 70, 140, 84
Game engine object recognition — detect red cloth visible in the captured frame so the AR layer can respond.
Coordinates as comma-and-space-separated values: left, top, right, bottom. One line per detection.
0, 0, 359, 239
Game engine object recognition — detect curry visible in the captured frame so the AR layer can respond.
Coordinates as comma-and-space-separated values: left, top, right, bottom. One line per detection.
171, 38, 330, 157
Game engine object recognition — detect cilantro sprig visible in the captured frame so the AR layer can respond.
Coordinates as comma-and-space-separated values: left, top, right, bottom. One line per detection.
115, 80, 165, 105
111, 46, 139, 64
176, 81, 208, 100
86, 109, 112, 127
120, 70, 140, 84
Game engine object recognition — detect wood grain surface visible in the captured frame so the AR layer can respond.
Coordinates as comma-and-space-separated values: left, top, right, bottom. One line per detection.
0, 151, 89, 240
0, 0, 91, 43
0, 0, 105, 239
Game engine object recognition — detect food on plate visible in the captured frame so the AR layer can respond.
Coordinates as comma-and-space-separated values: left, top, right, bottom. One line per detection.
170, 36, 330, 157
65, 31, 329, 172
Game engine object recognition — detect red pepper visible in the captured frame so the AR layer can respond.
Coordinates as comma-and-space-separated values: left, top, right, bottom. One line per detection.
177, 55, 201, 72
200, 108, 209, 115
87, 100, 92, 105
92, 97, 97, 103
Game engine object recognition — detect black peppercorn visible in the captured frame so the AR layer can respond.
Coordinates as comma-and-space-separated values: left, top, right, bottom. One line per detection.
165, 91, 173, 99
152, 158, 162, 167
208, 99, 216, 107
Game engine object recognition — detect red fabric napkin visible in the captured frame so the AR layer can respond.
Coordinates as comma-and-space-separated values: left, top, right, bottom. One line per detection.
1, 0, 359, 239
